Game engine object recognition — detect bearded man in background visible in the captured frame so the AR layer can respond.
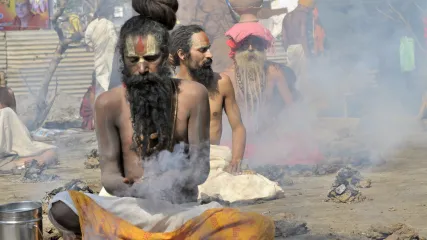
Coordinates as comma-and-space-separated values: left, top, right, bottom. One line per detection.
223, 21, 298, 133
223, 20, 323, 166
170, 24, 246, 173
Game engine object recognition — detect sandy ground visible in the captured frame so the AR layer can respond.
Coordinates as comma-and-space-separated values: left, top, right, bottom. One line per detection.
1, 117, 427, 238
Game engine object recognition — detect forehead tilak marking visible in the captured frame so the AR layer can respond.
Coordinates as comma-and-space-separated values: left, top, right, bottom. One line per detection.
135, 36, 145, 53
145, 35, 158, 55
125, 36, 136, 56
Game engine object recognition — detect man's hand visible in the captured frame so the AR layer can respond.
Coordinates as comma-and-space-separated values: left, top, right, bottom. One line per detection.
224, 160, 241, 174
123, 178, 133, 184
221, 74, 246, 174
123, 177, 143, 185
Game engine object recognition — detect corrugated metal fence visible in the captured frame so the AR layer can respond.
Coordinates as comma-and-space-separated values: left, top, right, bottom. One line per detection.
0, 30, 287, 97
2, 30, 94, 96
0, 32, 6, 71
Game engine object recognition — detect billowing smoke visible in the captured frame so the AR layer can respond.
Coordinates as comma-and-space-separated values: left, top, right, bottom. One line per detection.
128, 141, 210, 204
220, 0, 427, 167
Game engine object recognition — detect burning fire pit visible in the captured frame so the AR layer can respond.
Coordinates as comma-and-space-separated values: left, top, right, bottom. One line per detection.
326, 166, 371, 203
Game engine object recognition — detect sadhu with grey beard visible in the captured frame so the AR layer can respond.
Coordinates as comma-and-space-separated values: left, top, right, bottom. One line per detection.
47, 0, 274, 238
170, 25, 246, 173
223, 22, 299, 132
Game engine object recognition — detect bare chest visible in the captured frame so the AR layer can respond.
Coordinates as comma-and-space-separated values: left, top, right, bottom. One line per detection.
117, 100, 190, 155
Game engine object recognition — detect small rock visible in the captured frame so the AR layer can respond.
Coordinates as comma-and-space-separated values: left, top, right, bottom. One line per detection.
84, 149, 100, 169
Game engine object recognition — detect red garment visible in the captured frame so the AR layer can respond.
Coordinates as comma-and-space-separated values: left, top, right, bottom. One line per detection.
8, 14, 44, 30
225, 22, 274, 58
80, 86, 95, 130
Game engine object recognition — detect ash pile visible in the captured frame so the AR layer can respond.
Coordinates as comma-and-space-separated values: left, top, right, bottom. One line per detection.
42, 179, 97, 239
326, 166, 371, 203
362, 223, 426, 240
42, 179, 96, 214
275, 219, 309, 238
19, 160, 59, 183
84, 149, 100, 169
253, 163, 341, 187
267, 212, 309, 239
253, 165, 296, 187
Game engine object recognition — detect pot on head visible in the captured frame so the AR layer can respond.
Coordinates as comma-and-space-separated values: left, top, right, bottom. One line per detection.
228, 0, 263, 16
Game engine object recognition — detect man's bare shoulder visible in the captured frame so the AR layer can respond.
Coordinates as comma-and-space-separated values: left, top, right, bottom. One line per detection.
95, 87, 124, 113
222, 65, 235, 78
178, 79, 209, 100
217, 72, 234, 91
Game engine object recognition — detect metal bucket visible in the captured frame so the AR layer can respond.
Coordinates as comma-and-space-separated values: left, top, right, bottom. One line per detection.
0, 201, 43, 240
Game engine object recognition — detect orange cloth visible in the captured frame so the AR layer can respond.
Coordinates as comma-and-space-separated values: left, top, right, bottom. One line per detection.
298, 0, 314, 7
312, 8, 325, 55
68, 190, 275, 239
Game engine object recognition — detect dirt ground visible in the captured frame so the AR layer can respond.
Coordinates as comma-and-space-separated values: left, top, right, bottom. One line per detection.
1, 119, 427, 238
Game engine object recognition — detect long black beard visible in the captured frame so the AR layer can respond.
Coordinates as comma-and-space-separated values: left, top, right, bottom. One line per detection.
187, 60, 218, 96
122, 65, 176, 157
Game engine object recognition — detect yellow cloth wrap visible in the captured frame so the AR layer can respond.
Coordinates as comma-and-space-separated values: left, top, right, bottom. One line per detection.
68, 14, 82, 33
298, 0, 314, 7
68, 190, 275, 239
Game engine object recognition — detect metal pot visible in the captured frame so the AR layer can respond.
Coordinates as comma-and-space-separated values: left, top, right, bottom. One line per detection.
228, 0, 263, 15
0, 201, 43, 240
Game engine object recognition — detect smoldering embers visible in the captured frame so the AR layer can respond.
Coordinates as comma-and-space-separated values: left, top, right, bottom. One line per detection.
128, 142, 209, 204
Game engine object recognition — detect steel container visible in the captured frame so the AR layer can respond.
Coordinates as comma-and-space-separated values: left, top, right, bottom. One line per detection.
0, 201, 43, 240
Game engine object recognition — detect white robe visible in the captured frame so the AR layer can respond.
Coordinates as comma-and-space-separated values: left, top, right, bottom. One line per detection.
85, 18, 118, 96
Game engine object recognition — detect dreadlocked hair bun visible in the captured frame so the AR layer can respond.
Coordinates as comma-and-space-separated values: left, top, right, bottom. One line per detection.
132, 0, 179, 30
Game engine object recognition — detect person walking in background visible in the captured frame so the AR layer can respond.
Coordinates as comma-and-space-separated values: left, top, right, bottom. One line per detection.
0, 71, 16, 113
79, 71, 96, 131
85, 2, 117, 98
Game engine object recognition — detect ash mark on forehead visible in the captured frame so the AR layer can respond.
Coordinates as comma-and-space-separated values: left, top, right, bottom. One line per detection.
125, 36, 136, 56
124, 34, 159, 57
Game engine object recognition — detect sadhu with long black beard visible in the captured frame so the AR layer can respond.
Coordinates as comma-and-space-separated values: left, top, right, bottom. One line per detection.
47, 0, 274, 239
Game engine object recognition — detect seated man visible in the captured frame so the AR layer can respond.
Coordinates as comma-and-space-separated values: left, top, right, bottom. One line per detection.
0, 71, 57, 173
48, 1, 274, 239
79, 71, 96, 130
223, 23, 298, 133
170, 25, 285, 205
170, 25, 246, 173
0, 71, 16, 112
224, 21, 322, 165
